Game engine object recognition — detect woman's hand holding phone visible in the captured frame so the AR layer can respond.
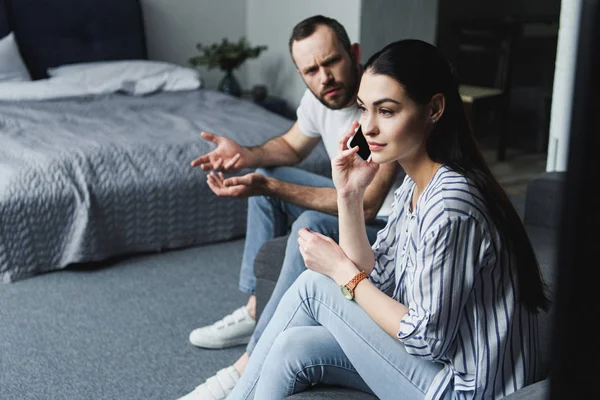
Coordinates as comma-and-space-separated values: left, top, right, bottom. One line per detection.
346, 125, 371, 161
332, 121, 379, 197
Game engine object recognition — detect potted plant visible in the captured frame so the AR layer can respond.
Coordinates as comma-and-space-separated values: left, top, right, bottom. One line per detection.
189, 37, 268, 97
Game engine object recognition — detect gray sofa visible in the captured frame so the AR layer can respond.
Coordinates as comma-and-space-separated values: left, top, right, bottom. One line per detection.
253, 171, 565, 399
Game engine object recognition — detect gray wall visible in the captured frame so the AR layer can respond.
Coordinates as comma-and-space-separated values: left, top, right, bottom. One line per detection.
246, 0, 361, 108
359, 0, 439, 65
140, 0, 247, 90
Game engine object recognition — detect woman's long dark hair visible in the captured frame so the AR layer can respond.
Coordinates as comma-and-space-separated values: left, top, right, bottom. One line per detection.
365, 39, 549, 313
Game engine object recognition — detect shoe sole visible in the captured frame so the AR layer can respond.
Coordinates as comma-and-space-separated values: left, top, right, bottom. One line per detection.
189, 335, 253, 349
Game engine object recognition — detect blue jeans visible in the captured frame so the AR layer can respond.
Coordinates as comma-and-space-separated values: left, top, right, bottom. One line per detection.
239, 167, 386, 354
228, 270, 451, 400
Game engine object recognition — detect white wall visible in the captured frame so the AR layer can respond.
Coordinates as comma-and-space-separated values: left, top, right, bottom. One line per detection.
140, 0, 247, 90
245, 0, 361, 108
141, 0, 437, 109
546, 0, 580, 172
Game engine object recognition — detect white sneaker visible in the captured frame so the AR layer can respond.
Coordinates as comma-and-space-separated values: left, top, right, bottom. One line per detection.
189, 306, 255, 349
177, 366, 240, 400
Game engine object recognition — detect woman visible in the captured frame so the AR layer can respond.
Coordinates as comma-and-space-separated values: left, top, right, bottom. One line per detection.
227, 39, 549, 400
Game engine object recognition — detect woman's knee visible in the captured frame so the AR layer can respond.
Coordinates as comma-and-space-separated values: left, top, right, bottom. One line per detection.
260, 328, 306, 379
265, 327, 325, 371
264, 327, 347, 387
290, 270, 332, 297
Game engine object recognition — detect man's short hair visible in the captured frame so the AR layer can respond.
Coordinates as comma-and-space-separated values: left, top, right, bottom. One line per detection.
288, 15, 352, 58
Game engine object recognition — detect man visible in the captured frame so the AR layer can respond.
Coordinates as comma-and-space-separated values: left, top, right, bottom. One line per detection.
179, 15, 403, 400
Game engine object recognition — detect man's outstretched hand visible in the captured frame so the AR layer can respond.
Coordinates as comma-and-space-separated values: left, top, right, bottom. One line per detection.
206, 171, 269, 198
190, 131, 253, 173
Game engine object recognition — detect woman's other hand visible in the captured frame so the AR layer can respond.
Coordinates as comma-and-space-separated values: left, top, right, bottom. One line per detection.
298, 228, 359, 285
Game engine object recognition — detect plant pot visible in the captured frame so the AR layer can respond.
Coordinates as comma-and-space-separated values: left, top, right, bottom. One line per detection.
218, 69, 242, 97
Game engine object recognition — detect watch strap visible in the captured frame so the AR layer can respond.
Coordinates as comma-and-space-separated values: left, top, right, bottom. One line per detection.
344, 271, 369, 298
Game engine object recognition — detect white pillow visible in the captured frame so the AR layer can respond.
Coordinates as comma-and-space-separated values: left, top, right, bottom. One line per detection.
0, 32, 32, 82
47, 60, 202, 93
0, 79, 108, 101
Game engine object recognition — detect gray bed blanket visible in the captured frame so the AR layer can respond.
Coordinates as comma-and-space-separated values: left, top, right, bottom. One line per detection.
0, 89, 331, 283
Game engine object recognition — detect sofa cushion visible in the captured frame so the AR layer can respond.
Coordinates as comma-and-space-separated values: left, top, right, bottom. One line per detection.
526, 226, 558, 377
254, 235, 288, 319
254, 235, 288, 283
287, 387, 377, 399
501, 378, 550, 399
525, 172, 566, 228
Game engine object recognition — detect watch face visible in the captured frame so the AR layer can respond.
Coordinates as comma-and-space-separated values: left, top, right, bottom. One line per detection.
341, 285, 353, 300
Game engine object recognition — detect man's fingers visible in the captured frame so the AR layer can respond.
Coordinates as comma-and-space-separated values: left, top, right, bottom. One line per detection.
224, 153, 241, 170
191, 155, 210, 167
224, 173, 252, 187
223, 177, 241, 187
206, 171, 217, 185
213, 158, 224, 170
207, 172, 235, 196
206, 174, 220, 193
200, 131, 219, 143
208, 171, 221, 183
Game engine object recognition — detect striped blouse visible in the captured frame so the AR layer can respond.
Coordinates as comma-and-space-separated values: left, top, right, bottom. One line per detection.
369, 166, 541, 400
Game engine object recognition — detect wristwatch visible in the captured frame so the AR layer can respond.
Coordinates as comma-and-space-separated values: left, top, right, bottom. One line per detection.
340, 271, 369, 300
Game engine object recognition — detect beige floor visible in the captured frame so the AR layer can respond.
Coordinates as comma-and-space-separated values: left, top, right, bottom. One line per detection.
480, 136, 547, 197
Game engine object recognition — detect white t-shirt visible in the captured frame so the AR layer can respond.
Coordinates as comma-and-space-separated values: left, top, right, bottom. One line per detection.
296, 89, 402, 218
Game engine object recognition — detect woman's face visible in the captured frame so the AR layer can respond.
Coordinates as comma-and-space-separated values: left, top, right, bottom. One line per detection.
356, 70, 429, 165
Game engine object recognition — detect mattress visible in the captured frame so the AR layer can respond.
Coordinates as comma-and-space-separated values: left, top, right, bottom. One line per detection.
0, 89, 331, 283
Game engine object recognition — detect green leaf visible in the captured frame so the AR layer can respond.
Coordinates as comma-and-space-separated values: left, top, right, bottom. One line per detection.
191, 36, 268, 70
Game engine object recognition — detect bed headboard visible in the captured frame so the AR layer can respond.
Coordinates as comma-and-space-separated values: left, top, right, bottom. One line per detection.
0, 0, 9, 38
4, 0, 147, 80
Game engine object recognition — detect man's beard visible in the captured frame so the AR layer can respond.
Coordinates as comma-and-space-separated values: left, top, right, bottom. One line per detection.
310, 64, 359, 110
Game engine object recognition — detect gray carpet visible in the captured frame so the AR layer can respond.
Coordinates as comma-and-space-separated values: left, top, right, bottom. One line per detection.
0, 238, 249, 400
0, 196, 526, 400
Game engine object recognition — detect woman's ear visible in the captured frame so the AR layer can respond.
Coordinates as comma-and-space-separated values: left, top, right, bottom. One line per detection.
428, 93, 445, 123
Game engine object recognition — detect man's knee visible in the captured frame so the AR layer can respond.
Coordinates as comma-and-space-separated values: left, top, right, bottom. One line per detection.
290, 210, 338, 235
254, 167, 279, 179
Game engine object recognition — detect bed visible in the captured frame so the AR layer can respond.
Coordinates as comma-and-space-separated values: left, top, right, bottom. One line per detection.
0, 0, 330, 283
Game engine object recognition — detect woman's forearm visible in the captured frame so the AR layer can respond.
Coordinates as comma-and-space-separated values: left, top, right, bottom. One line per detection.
337, 192, 376, 273
354, 279, 408, 338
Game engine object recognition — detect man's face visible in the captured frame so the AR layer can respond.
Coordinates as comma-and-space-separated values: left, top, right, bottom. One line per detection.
291, 25, 360, 110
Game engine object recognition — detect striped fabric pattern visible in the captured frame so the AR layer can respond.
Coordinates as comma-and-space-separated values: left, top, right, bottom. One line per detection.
370, 166, 540, 400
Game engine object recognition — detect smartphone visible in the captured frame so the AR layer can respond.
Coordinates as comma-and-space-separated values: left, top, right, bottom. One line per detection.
346, 125, 371, 161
